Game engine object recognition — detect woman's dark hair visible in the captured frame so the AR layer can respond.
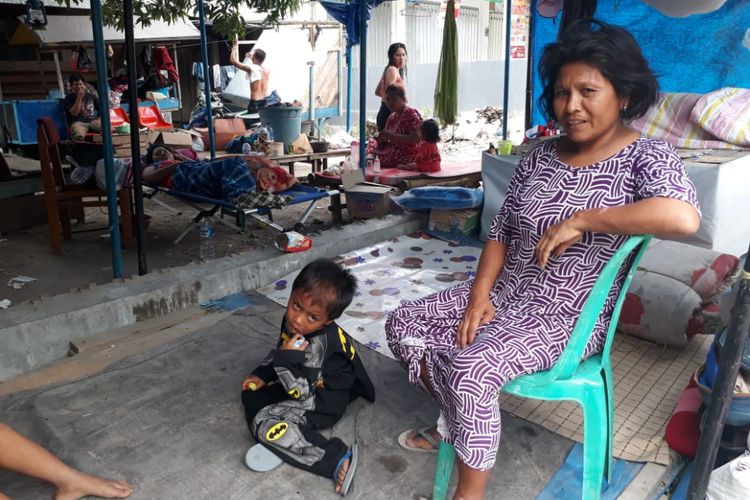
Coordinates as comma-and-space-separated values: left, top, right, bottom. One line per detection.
538, 19, 658, 122
384, 84, 406, 101
145, 143, 178, 165
384, 42, 407, 80
292, 258, 357, 320
420, 119, 440, 143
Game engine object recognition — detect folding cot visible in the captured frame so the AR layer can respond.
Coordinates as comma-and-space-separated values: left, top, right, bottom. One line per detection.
144, 182, 342, 243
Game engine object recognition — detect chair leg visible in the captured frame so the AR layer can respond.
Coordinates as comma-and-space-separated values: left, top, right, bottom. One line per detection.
580, 390, 608, 500
59, 207, 73, 241
602, 364, 615, 482
433, 441, 455, 500
45, 203, 63, 255
118, 189, 135, 249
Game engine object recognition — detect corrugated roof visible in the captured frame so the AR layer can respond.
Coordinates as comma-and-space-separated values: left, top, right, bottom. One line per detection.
9, 14, 200, 48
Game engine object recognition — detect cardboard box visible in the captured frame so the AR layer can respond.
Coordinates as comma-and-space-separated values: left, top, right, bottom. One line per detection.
147, 129, 196, 147
193, 118, 247, 151
427, 208, 480, 244
342, 167, 395, 219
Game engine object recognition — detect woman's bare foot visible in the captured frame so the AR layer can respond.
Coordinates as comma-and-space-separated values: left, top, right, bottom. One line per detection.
55, 470, 133, 500
334, 458, 349, 494
405, 427, 440, 451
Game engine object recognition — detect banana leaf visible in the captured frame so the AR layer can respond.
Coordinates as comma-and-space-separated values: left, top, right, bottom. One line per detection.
434, 0, 458, 126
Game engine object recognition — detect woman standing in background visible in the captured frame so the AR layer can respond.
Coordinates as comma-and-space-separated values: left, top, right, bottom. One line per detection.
374, 43, 408, 131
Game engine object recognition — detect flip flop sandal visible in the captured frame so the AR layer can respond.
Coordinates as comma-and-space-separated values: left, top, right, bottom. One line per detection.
334, 442, 359, 497
397, 427, 439, 453
244, 443, 283, 472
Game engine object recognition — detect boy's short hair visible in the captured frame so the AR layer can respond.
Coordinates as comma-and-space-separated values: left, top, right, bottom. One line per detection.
252, 48, 267, 64
68, 73, 85, 85
420, 119, 440, 143
292, 258, 357, 320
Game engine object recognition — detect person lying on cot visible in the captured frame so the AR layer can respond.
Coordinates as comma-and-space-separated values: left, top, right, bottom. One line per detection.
141, 144, 297, 203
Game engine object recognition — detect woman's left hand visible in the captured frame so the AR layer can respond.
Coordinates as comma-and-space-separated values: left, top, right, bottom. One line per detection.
536, 216, 584, 268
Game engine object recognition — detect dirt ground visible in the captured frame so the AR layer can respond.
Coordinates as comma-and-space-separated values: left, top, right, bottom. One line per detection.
0, 161, 344, 306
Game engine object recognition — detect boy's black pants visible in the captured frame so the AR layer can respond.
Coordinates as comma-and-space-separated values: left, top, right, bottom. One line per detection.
242, 383, 349, 479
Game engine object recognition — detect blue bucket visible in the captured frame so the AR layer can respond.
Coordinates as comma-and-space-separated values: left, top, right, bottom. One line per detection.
259, 106, 302, 152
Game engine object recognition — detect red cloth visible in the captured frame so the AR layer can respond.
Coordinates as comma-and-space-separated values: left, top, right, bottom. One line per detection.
152, 47, 179, 86
664, 377, 702, 458
269, 165, 293, 192
367, 107, 422, 168
414, 141, 441, 173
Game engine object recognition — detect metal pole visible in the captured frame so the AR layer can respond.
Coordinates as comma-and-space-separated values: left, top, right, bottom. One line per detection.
53, 51, 64, 96
358, 0, 367, 172
502, 0, 512, 141
90, 0, 123, 278
123, 0, 147, 275
346, 45, 352, 132
308, 61, 315, 136
197, 0, 216, 159
687, 244, 750, 499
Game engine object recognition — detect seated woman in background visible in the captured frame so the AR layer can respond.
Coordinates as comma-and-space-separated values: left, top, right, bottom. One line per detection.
366, 85, 422, 169
142, 145, 297, 203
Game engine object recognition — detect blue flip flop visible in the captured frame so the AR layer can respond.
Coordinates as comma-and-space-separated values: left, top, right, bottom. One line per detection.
334, 443, 359, 496
244, 443, 283, 472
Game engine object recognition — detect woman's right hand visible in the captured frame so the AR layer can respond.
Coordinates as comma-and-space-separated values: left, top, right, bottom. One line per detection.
457, 294, 495, 349
242, 375, 265, 391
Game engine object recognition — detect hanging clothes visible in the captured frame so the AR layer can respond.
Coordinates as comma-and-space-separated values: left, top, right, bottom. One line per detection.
151, 47, 179, 86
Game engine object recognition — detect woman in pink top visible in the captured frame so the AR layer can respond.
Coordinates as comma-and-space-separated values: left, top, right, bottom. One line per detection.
374, 43, 407, 131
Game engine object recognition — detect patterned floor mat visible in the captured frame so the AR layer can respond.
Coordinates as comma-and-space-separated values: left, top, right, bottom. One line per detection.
259, 232, 712, 464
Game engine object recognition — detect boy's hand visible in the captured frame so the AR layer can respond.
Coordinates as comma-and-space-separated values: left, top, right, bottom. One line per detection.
280, 333, 308, 351
242, 375, 265, 391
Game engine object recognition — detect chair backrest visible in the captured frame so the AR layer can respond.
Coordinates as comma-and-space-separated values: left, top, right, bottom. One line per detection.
37, 116, 66, 189
543, 234, 653, 382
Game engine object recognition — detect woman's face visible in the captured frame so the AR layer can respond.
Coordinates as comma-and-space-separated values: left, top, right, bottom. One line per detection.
391, 47, 407, 69
152, 147, 174, 163
553, 62, 626, 148
384, 93, 407, 113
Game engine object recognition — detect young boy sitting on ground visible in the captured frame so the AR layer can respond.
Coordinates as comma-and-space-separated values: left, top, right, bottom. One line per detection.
241, 259, 375, 496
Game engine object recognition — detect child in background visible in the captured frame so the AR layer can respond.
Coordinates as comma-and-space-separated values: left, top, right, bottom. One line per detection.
241, 259, 375, 496
399, 118, 441, 173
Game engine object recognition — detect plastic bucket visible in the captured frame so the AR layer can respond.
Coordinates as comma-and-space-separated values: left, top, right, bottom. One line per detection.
259, 106, 302, 151
269, 141, 285, 157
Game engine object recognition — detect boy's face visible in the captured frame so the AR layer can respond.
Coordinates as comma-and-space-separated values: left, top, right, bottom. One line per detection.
285, 289, 332, 337
256, 167, 278, 191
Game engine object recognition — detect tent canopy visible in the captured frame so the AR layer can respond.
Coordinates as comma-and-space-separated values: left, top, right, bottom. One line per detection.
9, 15, 201, 49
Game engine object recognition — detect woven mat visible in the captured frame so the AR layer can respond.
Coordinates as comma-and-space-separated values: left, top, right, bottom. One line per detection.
259, 233, 711, 464
500, 333, 712, 464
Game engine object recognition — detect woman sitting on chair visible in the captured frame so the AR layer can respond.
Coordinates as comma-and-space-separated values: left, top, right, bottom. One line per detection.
386, 19, 701, 499
142, 145, 297, 203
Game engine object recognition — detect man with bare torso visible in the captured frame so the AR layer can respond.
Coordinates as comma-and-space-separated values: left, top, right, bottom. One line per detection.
230, 39, 272, 114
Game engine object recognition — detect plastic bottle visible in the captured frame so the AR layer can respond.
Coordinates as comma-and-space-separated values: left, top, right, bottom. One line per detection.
373, 158, 381, 173
199, 217, 216, 261
241, 142, 252, 155
350, 140, 360, 165
266, 125, 274, 141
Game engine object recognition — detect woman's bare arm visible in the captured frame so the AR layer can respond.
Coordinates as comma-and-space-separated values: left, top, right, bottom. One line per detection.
536, 197, 700, 268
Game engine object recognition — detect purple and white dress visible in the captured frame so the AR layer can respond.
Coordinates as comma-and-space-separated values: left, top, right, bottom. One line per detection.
385, 137, 700, 470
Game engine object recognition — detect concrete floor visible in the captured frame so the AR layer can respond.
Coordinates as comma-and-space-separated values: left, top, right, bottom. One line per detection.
0, 293, 574, 499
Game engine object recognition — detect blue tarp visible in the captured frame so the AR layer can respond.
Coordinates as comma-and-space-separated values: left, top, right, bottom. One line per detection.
530, 0, 750, 125
319, 0, 386, 48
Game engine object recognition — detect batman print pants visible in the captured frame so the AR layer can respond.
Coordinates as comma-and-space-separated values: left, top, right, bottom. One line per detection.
242, 383, 349, 478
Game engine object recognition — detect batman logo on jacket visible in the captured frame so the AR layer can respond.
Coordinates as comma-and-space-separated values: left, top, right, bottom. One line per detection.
266, 422, 288, 441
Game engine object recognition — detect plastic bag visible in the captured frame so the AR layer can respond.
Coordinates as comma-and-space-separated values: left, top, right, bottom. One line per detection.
222, 57, 252, 107
706, 451, 750, 499
391, 187, 484, 210
95, 158, 128, 191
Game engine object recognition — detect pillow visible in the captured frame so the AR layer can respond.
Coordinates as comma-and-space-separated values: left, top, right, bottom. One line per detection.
689, 87, 750, 147
630, 92, 728, 149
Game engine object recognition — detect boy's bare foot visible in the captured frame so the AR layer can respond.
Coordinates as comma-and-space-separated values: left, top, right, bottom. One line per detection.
404, 427, 440, 451
55, 471, 133, 500
334, 458, 349, 494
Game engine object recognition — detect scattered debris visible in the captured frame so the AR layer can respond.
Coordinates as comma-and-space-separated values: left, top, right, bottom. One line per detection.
7, 275, 36, 289
0, 299, 11, 308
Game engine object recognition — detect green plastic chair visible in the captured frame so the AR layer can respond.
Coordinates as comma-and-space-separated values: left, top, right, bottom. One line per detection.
432, 234, 653, 500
